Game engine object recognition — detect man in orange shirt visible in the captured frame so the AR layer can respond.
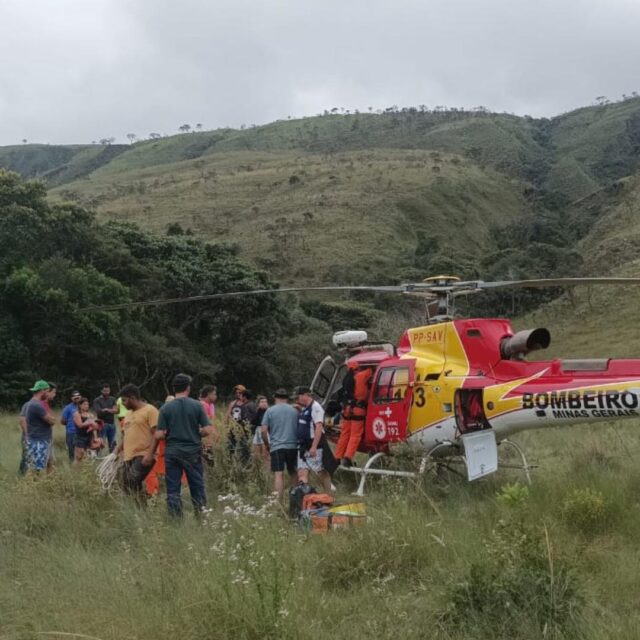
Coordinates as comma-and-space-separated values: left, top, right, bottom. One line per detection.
114, 384, 158, 505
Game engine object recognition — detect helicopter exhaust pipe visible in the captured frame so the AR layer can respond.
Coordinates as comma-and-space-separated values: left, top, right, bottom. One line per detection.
501, 328, 551, 359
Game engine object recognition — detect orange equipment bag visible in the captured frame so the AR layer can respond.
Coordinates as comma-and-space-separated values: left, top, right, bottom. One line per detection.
310, 512, 366, 533
302, 493, 334, 511
301, 497, 367, 534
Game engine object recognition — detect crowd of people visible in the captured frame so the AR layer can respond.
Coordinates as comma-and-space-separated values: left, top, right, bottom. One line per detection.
17, 374, 342, 518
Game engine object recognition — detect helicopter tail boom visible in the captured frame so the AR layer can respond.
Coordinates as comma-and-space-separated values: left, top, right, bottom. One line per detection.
483, 363, 640, 438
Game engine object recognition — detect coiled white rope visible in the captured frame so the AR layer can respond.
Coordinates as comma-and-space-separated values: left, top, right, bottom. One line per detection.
96, 452, 122, 491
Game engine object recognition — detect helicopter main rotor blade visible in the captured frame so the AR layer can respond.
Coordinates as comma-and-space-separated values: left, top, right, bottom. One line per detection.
80, 284, 408, 312
452, 277, 640, 296
80, 276, 640, 312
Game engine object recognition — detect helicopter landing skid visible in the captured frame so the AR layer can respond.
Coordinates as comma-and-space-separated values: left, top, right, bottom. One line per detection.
497, 438, 535, 485
338, 452, 431, 497
338, 437, 535, 495
339, 442, 466, 496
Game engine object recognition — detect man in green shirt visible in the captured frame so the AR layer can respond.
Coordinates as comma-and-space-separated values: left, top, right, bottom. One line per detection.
146, 373, 214, 517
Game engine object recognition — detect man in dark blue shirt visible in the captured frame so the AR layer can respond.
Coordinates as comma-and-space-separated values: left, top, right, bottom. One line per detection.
60, 391, 81, 462
147, 373, 215, 518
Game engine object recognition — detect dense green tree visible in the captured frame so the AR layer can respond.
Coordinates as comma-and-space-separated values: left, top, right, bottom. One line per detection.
0, 170, 327, 406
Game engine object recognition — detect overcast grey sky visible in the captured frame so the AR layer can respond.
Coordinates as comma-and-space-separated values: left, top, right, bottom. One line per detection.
0, 0, 638, 145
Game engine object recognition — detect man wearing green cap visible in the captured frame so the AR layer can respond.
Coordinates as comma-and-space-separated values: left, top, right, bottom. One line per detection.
24, 380, 56, 473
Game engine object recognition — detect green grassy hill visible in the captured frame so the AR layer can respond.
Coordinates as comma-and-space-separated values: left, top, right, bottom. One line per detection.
54, 111, 548, 180
3, 98, 640, 288
536, 98, 640, 206
49, 148, 523, 285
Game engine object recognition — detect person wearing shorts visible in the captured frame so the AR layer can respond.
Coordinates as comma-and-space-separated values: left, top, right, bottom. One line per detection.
295, 386, 332, 492
28, 439, 53, 471
73, 398, 100, 463
24, 380, 55, 473
74, 424, 93, 450
261, 389, 299, 497
251, 395, 269, 462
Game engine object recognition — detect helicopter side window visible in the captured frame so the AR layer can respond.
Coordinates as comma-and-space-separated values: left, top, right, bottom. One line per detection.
374, 367, 409, 403
313, 372, 331, 399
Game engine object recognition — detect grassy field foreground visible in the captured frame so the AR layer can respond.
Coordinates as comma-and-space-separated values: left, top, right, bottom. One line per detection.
2, 414, 640, 639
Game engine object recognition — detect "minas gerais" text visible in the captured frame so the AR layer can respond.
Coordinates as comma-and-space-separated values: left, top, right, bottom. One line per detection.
521, 390, 639, 418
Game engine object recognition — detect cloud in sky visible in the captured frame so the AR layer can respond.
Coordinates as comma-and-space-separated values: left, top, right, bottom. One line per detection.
1, 0, 639, 144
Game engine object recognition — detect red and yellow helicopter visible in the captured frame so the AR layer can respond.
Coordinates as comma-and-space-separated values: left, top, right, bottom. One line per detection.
89, 275, 640, 493
304, 276, 640, 493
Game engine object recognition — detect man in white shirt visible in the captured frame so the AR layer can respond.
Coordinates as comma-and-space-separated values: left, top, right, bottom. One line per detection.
295, 386, 332, 492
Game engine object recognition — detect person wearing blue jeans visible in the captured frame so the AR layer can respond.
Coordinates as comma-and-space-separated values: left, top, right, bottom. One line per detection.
101, 422, 117, 453
164, 453, 207, 517
144, 373, 217, 518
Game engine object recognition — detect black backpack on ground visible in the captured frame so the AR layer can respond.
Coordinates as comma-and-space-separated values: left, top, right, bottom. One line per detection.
289, 482, 317, 519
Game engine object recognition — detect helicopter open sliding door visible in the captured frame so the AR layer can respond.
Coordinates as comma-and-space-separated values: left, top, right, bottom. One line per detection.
310, 356, 346, 407
365, 358, 415, 446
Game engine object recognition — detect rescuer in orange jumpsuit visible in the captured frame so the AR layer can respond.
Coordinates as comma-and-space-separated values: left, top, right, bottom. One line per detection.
335, 364, 372, 466
144, 396, 187, 496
